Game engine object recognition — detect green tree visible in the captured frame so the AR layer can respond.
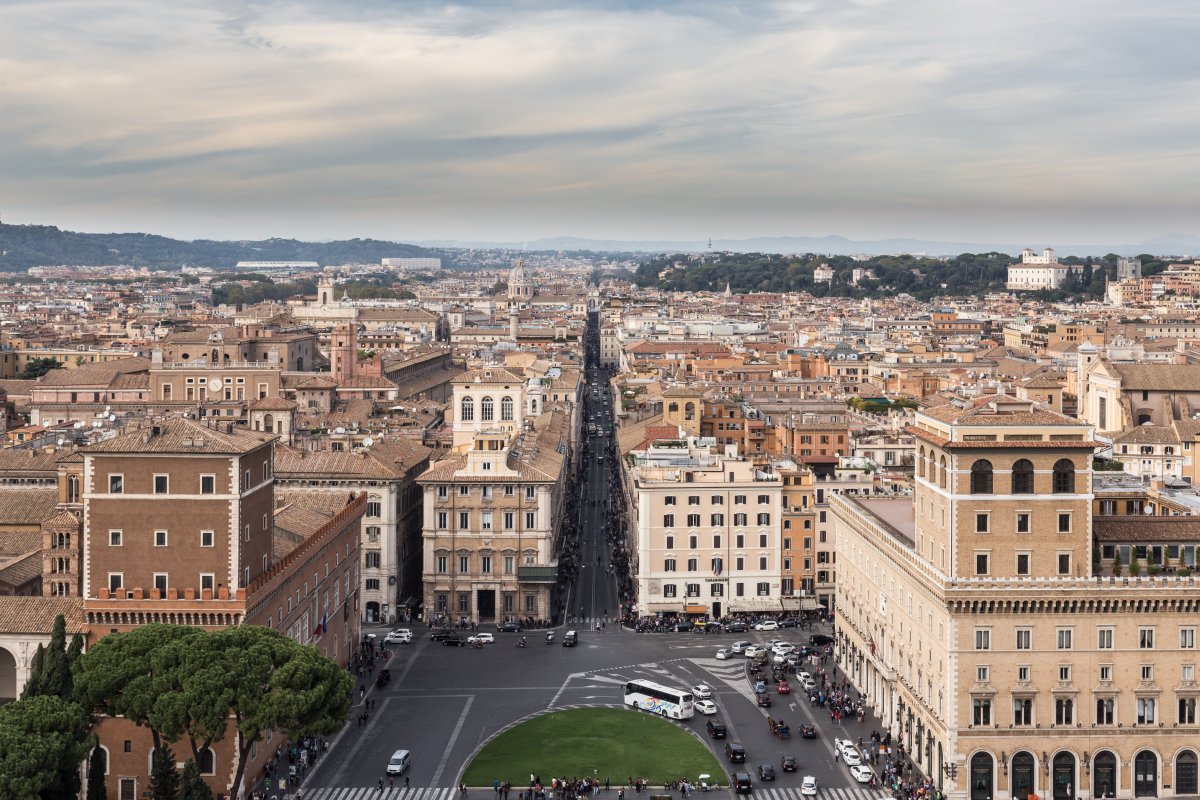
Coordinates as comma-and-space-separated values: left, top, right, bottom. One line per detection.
0, 695, 93, 800
87, 746, 108, 800
22, 614, 73, 701
179, 759, 213, 800
18, 357, 64, 380
150, 742, 180, 800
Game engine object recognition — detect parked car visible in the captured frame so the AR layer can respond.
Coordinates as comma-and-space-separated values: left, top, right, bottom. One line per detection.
706, 719, 727, 739
800, 776, 818, 796
781, 756, 798, 773
753, 621, 779, 632
693, 684, 713, 699
384, 629, 412, 644
757, 765, 776, 781
695, 699, 718, 715
716, 648, 733, 660
849, 765, 873, 784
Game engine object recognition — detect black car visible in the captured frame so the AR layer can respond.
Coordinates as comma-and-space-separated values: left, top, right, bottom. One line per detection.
674, 620, 695, 633
781, 756, 798, 773
725, 621, 749, 633
430, 629, 458, 641
757, 765, 776, 782
799, 724, 818, 739
756, 694, 772, 708
810, 634, 834, 647
706, 720, 728, 739
732, 772, 753, 795
778, 617, 799, 629
497, 622, 521, 633
442, 636, 466, 646
725, 743, 746, 763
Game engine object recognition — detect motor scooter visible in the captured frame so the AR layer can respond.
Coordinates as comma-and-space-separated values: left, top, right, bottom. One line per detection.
545, 632, 555, 644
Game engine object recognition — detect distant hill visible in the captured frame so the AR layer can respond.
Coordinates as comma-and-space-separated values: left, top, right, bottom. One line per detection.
0, 222, 431, 271
420, 233, 1200, 258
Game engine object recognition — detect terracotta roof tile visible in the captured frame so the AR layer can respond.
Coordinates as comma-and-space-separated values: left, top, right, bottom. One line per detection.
0, 596, 85, 634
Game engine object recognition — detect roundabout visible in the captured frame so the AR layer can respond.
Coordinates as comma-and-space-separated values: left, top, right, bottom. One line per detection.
462, 707, 724, 787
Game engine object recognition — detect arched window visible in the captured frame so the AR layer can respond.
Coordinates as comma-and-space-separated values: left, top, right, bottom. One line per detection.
918, 447, 926, 480
684, 402, 695, 421
198, 746, 216, 775
92, 747, 108, 777
970, 460, 993, 494
460, 396, 474, 421
1052, 459, 1075, 494
481, 396, 494, 421
67, 475, 80, 503
500, 396, 514, 421
939, 455, 948, 489
1012, 459, 1034, 494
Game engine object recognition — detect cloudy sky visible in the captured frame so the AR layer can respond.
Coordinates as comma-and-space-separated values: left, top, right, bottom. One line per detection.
2, 0, 1199, 244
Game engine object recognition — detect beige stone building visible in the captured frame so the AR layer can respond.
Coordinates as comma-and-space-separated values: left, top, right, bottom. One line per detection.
627, 436, 784, 619
417, 368, 571, 624
833, 396, 1200, 800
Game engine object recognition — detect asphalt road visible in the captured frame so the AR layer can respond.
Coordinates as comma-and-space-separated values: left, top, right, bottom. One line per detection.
301, 625, 889, 800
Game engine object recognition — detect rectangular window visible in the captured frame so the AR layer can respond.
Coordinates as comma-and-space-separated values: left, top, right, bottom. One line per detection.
1059, 665, 1071, 682
975, 553, 989, 576
1017, 665, 1030, 682
437, 511, 448, 529
436, 556, 448, 573
1057, 553, 1071, 575
367, 501, 382, 517
1137, 697, 1156, 724
504, 511, 515, 530
458, 512, 469, 529
1055, 698, 1073, 725
504, 556, 514, 574
153, 573, 168, 593
525, 512, 536, 529
977, 666, 989, 682
1058, 513, 1071, 533
756, 582, 770, 596
1099, 665, 1112, 682
1179, 697, 1197, 725
481, 511, 493, 530
438, 485, 448, 499
200, 574, 214, 592
365, 551, 380, 568
1057, 628, 1073, 650
663, 514, 675, 527
154, 530, 168, 547
687, 514, 701, 527
1016, 513, 1030, 533
200, 474, 216, 494
458, 556, 469, 573
734, 495, 746, 504
975, 629, 991, 650
687, 558, 698, 572
1183, 664, 1195, 682
1140, 628, 1155, 649
1096, 697, 1115, 725
664, 496, 676, 505
972, 698, 991, 725
108, 573, 123, 592
109, 474, 123, 494
1098, 628, 1114, 649
976, 513, 989, 533
153, 474, 169, 494
758, 556, 768, 570
1016, 553, 1030, 575
1182, 628, 1196, 649
663, 584, 676, 598
1141, 664, 1153, 681
1013, 698, 1033, 726
1016, 629, 1031, 650
481, 556, 492, 574
688, 495, 700, 505
109, 530, 122, 546
664, 558, 676, 572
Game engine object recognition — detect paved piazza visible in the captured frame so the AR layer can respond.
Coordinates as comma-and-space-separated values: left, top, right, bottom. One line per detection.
302, 625, 890, 800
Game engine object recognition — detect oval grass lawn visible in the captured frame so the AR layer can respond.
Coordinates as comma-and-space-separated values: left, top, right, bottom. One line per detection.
463, 707, 724, 787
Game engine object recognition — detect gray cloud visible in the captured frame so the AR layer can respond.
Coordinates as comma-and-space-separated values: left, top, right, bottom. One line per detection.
1, 0, 1199, 243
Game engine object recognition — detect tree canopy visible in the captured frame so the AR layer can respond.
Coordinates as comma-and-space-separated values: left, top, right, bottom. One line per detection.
0, 695, 94, 800
18, 357, 65, 380
73, 624, 353, 798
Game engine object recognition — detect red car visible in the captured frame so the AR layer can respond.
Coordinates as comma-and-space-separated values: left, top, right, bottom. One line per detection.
777, 680, 791, 694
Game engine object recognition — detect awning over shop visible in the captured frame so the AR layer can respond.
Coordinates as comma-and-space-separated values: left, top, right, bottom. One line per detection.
728, 598, 784, 613
781, 597, 824, 612
684, 604, 708, 614
641, 602, 683, 612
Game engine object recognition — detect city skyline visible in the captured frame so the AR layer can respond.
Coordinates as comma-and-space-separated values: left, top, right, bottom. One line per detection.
3, 0, 1200, 244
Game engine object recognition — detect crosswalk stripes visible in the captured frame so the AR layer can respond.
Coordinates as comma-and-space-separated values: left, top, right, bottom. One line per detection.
754, 787, 890, 800
302, 787, 458, 800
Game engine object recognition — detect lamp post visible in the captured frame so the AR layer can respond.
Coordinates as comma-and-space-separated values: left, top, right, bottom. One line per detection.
943, 763, 959, 781
1001, 752, 1008, 776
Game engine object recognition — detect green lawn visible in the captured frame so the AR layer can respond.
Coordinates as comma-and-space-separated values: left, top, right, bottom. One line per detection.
462, 707, 724, 787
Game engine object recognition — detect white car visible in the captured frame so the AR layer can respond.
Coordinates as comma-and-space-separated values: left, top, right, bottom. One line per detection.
801, 777, 818, 796
835, 739, 855, 758
743, 645, 766, 658
753, 621, 779, 631
771, 643, 796, 655
694, 699, 718, 715
716, 648, 733, 660
849, 765, 873, 784
466, 633, 494, 644
841, 749, 862, 767
693, 684, 713, 699
730, 640, 753, 654
384, 628, 413, 644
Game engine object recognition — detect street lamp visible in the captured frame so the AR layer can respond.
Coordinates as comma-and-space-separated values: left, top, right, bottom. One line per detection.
943, 763, 959, 780
1000, 752, 1008, 776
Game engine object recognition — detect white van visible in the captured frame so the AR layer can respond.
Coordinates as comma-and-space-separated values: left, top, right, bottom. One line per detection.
386, 749, 411, 775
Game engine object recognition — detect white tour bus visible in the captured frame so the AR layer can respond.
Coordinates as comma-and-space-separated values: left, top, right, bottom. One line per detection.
624, 678, 695, 719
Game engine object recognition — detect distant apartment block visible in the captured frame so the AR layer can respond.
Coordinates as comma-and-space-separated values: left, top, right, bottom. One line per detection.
383, 257, 442, 269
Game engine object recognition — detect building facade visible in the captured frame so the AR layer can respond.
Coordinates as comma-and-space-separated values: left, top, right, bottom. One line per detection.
833, 396, 1200, 800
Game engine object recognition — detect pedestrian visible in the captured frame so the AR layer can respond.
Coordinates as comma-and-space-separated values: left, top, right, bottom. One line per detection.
834, 748, 840, 763
406, 776, 411, 789
379, 777, 385, 793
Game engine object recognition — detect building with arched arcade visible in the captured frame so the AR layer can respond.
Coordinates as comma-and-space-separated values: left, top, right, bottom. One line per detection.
833, 395, 1200, 800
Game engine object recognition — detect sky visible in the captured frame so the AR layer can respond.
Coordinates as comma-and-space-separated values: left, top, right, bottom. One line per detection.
2, 0, 1200, 245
